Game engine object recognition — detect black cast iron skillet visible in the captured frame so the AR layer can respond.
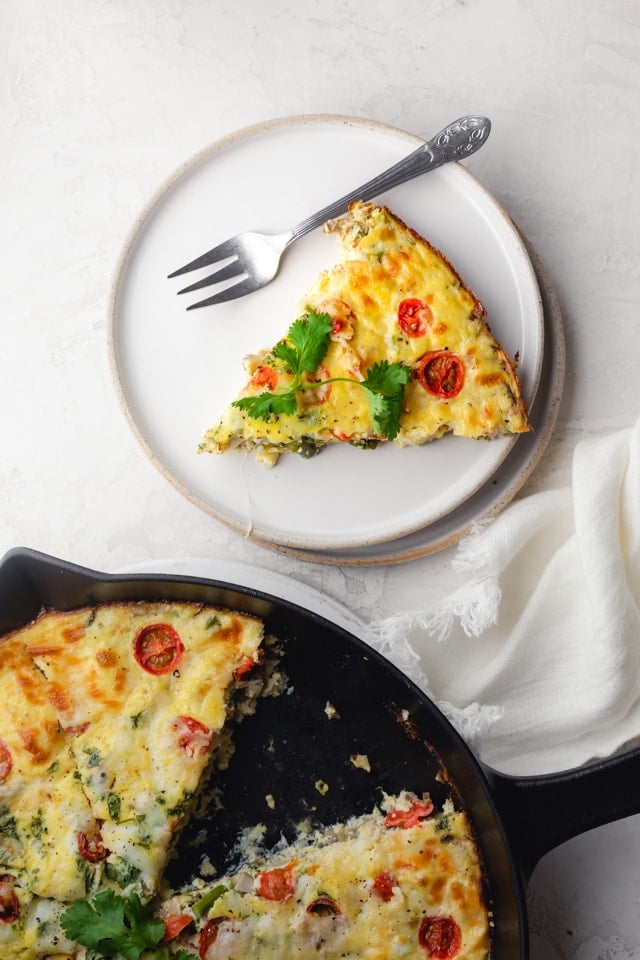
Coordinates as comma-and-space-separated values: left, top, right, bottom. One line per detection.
1, 547, 640, 959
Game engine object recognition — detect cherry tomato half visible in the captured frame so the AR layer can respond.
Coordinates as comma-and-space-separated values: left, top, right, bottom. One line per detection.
418, 916, 462, 958
398, 299, 432, 338
233, 650, 265, 680
163, 913, 193, 941
133, 624, 184, 675
256, 862, 296, 901
174, 716, 212, 757
416, 350, 465, 398
0, 877, 19, 924
372, 870, 397, 901
385, 798, 434, 828
199, 916, 230, 959
0, 741, 12, 783
250, 365, 278, 391
77, 825, 109, 863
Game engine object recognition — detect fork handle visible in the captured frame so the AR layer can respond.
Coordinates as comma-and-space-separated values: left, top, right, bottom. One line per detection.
288, 115, 491, 243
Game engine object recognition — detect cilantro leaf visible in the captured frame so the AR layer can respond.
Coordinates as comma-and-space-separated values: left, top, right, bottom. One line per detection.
360, 361, 410, 440
60, 895, 117, 949
60, 889, 165, 960
233, 389, 298, 420
363, 388, 405, 440
273, 339, 299, 373
274, 311, 332, 376
361, 360, 411, 396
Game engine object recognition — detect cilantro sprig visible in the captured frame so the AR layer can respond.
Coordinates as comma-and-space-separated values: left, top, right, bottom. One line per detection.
273, 311, 332, 376
60, 889, 195, 960
233, 310, 410, 441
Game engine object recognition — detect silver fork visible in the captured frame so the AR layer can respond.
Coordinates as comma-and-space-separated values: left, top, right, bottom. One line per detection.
168, 115, 491, 310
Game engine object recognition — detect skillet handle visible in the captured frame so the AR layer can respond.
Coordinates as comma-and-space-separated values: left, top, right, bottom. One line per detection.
484, 745, 640, 882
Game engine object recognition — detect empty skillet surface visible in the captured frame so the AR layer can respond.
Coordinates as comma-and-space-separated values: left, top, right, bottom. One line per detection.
168, 608, 457, 883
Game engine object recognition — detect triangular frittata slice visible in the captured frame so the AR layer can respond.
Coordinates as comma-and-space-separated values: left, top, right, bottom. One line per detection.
201, 201, 530, 466
0, 635, 105, 901
21, 601, 265, 900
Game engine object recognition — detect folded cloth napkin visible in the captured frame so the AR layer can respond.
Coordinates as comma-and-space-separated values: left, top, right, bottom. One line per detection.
369, 418, 640, 776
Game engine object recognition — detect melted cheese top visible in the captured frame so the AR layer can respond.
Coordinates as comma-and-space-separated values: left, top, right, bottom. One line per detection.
0, 601, 264, 921
173, 799, 490, 960
202, 201, 529, 463
0, 639, 98, 901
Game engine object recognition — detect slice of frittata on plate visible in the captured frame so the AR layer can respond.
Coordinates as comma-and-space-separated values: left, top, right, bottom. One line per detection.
200, 201, 531, 467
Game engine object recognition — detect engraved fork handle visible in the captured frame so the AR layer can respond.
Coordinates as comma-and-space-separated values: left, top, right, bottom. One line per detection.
289, 116, 491, 243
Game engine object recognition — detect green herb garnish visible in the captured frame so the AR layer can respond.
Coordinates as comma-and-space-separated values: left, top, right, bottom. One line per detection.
84, 747, 102, 768
232, 311, 410, 441
273, 310, 333, 376
130, 710, 146, 729
60, 890, 165, 960
104, 856, 141, 889
107, 792, 122, 822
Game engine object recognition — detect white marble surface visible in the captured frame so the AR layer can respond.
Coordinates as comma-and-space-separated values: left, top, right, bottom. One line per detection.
2, 1, 640, 957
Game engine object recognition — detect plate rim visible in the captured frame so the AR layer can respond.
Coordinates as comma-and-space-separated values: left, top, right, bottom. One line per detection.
107, 112, 545, 553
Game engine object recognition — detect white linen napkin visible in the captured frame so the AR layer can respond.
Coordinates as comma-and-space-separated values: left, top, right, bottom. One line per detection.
369, 418, 640, 776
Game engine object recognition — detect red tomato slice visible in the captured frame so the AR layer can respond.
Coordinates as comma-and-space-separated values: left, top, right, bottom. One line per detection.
416, 351, 465, 398
77, 824, 109, 863
398, 299, 432, 337
256, 862, 296, 901
0, 741, 12, 782
418, 916, 462, 958
250, 365, 278, 391
306, 896, 342, 916
233, 650, 265, 680
331, 318, 347, 335
133, 624, 184, 675
174, 716, 212, 757
163, 913, 193, 940
372, 870, 397, 901
199, 916, 230, 959
385, 798, 434, 828
0, 877, 19, 924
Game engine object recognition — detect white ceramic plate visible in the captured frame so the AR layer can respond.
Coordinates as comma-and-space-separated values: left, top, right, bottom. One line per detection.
109, 114, 544, 552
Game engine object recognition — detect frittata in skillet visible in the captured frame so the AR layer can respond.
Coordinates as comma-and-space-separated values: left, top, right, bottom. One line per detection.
0, 600, 266, 958
0, 637, 100, 902
167, 793, 490, 960
200, 201, 530, 466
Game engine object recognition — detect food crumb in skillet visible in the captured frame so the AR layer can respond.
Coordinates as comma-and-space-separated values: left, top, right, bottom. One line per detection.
349, 753, 371, 772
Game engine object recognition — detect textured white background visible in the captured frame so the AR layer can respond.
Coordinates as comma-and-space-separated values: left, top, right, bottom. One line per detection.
2, 2, 640, 958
